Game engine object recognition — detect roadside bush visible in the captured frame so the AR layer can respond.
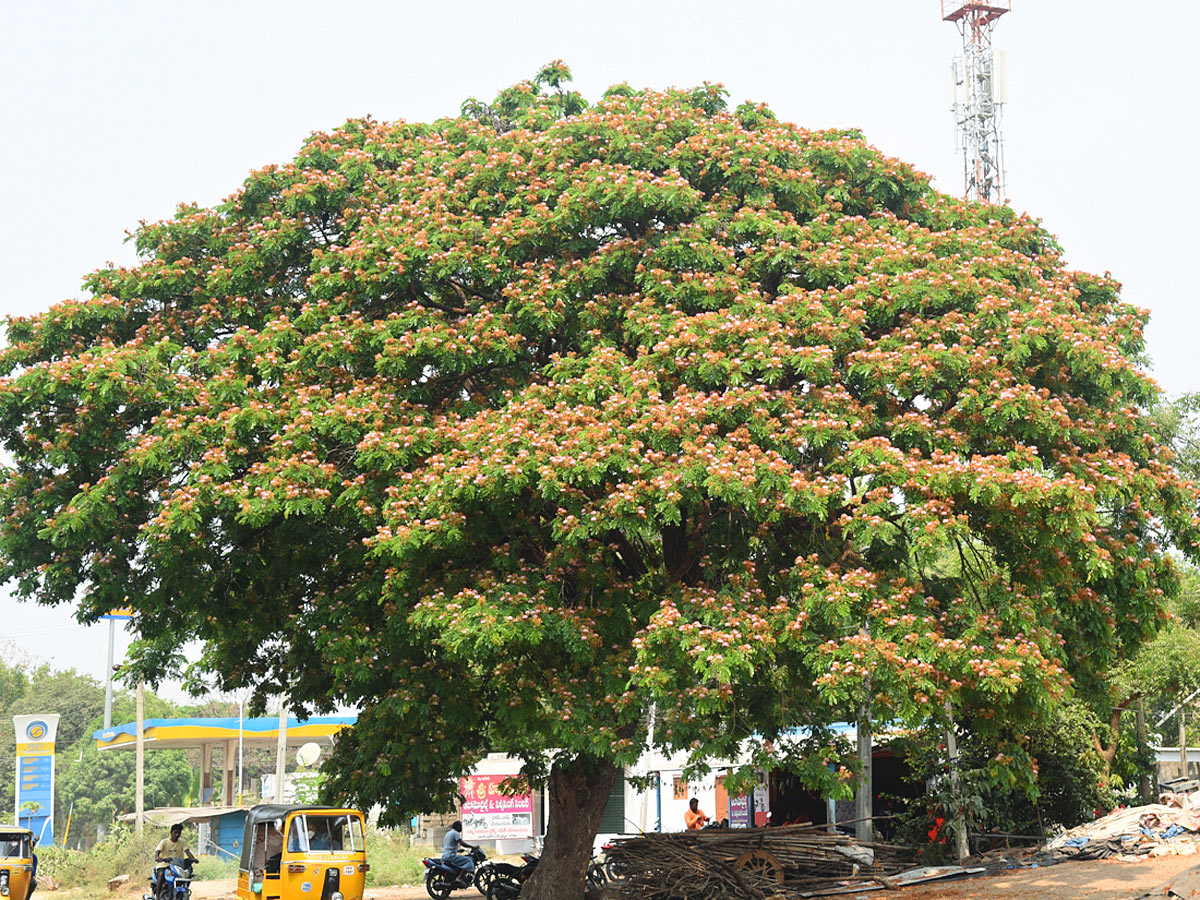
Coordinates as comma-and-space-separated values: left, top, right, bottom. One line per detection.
888, 700, 1117, 856
192, 853, 238, 880
36, 824, 160, 889
363, 827, 431, 886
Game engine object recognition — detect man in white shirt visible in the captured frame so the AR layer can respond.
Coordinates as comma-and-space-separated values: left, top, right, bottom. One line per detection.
441, 820, 480, 885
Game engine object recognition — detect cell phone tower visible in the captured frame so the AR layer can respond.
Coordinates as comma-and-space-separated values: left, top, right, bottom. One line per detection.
943, 1, 1010, 203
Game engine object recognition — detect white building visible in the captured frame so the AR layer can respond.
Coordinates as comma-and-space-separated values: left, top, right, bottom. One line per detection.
421, 723, 922, 854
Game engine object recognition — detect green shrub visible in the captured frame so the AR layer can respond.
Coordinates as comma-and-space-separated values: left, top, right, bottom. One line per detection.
192, 853, 238, 880
887, 700, 1118, 856
37, 824, 160, 889
364, 827, 432, 886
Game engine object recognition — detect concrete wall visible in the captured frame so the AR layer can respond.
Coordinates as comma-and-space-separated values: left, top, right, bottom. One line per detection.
1155, 748, 1200, 785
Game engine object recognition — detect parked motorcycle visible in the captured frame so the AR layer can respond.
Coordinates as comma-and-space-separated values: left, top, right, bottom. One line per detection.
473, 849, 524, 896
485, 853, 607, 900
144, 857, 193, 900
422, 847, 488, 899
600, 841, 627, 882
483, 855, 533, 900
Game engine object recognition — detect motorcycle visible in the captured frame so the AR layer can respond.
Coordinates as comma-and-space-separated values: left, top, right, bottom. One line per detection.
421, 846, 488, 899
483, 853, 537, 900
473, 849, 524, 897
145, 857, 193, 900
485, 853, 607, 900
600, 841, 627, 882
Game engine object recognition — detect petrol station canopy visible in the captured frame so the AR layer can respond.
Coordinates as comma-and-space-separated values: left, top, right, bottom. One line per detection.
93, 715, 356, 751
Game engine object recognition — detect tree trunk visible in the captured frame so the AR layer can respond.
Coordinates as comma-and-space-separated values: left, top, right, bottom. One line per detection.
521, 756, 618, 900
943, 701, 968, 862
1091, 703, 1125, 768
1136, 698, 1153, 804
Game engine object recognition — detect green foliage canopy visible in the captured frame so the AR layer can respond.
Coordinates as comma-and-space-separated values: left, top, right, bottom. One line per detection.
2, 65, 1197, 839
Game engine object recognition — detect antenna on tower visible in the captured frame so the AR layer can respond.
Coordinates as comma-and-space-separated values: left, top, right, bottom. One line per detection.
944, 1, 1010, 203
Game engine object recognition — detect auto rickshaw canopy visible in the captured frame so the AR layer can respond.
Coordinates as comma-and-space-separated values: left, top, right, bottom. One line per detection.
0, 826, 33, 859
238, 804, 345, 870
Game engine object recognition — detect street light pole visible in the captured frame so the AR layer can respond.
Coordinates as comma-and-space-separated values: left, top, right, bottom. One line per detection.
104, 619, 114, 729
135, 679, 145, 835
237, 698, 244, 806
274, 697, 288, 803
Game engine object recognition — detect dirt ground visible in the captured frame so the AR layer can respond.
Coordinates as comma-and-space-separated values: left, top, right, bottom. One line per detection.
867, 854, 1200, 900
187, 879, 429, 900
174, 855, 1200, 900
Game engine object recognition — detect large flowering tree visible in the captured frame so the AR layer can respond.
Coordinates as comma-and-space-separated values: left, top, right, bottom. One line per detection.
2, 64, 1196, 896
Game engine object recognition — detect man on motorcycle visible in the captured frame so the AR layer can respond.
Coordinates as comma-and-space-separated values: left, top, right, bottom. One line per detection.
153, 823, 196, 897
441, 820, 480, 884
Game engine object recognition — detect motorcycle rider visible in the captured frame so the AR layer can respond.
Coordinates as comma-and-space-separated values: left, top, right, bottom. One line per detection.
153, 823, 196, 898
441, 820, 480, 885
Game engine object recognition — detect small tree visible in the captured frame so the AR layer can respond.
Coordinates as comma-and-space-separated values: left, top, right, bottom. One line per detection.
2, 66, 1197, 897
57, 742, 193, 845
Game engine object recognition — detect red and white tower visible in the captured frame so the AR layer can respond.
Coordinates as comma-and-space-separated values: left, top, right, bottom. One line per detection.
944, 1, 1010, 203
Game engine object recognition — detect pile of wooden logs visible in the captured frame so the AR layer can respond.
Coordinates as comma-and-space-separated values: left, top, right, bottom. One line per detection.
604, 826, 917, 900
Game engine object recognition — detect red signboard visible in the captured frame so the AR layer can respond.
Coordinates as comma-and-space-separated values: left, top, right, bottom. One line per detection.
459, 774, 534, 840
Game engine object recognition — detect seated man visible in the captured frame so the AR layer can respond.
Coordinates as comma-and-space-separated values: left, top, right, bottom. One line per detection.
441, 820, 480, 884
685, 798, 710, 830
307, 823, 331, 851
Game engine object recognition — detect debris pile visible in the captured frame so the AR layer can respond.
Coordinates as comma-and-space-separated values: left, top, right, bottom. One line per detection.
604, 825, 922, 899
1135, 863, 1200, 899
1046, 802, 1200, 860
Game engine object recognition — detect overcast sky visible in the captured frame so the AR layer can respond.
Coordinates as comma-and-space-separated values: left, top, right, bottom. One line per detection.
1, 0, 1197, 703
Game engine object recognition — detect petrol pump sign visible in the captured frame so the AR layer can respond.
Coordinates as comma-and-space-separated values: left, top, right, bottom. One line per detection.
13, 714, 60, 846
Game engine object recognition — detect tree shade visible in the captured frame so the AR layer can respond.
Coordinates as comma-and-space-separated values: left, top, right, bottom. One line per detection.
2, 64, 1197, 897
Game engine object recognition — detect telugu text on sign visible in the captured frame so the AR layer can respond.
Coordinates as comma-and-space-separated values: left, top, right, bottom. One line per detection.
458, 774, 533, 841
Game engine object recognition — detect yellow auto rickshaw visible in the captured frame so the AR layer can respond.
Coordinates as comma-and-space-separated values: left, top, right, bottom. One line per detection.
237, 804, 367, 900
0, 827, 36, 900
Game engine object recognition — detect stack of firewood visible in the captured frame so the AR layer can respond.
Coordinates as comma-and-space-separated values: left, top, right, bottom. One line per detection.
604, 825, 916, 900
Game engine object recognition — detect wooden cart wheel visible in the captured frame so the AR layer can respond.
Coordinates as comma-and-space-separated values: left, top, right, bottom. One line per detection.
734, 849, 784, 885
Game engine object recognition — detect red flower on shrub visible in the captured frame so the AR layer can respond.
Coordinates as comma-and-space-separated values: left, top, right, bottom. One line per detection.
928, 816, 945, 841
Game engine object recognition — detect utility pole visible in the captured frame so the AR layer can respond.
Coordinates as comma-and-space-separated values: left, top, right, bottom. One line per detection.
101, 606, 132, 728
104, 619, 114, 729
855, 675, 874, 842
943, 1, 1011, 202
135, 680, 145, 835
237, 697, 245, 807
1181, 709, 1189, 780
274, 697, 289, 803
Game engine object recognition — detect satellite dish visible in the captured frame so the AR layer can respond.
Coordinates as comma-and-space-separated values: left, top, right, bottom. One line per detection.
295, 742, 322, 768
